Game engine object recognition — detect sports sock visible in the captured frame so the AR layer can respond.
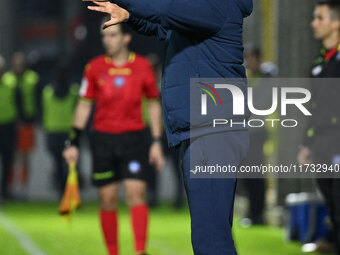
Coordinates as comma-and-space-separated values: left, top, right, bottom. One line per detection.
100, 209, 118, 255
130, 204, 148, 253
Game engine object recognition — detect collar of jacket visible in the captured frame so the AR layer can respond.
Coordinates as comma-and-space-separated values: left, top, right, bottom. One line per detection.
320, 43, 340, 61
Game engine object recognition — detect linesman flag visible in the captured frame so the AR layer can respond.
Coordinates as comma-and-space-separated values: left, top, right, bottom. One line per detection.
59, 162, 82, 216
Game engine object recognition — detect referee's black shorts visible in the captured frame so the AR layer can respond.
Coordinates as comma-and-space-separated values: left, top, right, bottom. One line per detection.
90, 129, 149, 187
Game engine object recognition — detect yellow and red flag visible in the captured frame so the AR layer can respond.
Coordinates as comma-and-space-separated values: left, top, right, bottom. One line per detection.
59, 162, 82, 216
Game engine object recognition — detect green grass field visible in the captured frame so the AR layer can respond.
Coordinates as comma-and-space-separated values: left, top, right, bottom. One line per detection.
0, 202, 321, 255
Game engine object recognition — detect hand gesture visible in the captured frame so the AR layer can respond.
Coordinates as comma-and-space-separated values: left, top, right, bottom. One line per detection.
83, 0, 130, 29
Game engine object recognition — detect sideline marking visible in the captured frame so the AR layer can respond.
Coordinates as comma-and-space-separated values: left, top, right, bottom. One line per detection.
0, 211, 47, 255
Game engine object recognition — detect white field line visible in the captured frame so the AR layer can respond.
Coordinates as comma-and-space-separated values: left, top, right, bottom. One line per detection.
0, 211, 47, 255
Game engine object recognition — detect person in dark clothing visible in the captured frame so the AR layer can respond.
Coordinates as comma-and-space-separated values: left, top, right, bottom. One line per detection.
239, 48, 271, 227
297, 1, 340, 253
0, 55, 18, 202
42, 64, 79, 196
9, 52, 39, 195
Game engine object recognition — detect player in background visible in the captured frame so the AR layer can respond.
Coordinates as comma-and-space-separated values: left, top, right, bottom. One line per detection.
63, 19, 164, 255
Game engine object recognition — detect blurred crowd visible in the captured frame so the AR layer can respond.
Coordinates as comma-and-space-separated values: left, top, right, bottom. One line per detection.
0, 52, 39, 202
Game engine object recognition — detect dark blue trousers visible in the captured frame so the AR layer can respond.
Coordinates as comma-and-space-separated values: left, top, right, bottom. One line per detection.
180, 131, 249, 255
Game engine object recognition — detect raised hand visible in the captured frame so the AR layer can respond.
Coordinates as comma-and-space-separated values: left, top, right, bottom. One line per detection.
83, 1, 130, 29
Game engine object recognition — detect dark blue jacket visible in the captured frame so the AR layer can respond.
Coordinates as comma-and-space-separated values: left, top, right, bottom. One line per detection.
112, 0, 253, 147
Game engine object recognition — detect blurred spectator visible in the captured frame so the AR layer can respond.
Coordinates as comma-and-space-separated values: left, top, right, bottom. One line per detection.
239, 47, 277, 227
0, 56, 18, 202
42, 63, 79, 196
245, 47, 278, 78
298, 1, 340, 253
8, 52, 39, 197
11, 52, 39, 123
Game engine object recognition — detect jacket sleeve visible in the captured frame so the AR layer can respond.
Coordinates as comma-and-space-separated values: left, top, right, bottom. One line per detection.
112, 0, 225, 35
125, 14, 168, 41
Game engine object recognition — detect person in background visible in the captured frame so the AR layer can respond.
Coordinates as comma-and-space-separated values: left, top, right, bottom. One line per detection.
9, 52, 39, 197
42, 63, 79, 196
0, 55, 18, 203
238, 47, 271, 227
63, 20, 164, 255
297, 0, 340, 253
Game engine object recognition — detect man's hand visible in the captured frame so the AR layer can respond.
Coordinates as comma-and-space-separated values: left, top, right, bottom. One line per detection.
297, 146, 312, 165
83, 0, 130, 29
63, 146, 79, 165
149, 143, 164, 171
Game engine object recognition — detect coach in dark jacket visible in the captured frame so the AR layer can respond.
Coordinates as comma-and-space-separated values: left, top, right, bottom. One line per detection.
86, 0, 252, 254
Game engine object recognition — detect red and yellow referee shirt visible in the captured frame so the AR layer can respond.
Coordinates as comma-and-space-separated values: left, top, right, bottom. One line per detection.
80, 53, 159, 134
